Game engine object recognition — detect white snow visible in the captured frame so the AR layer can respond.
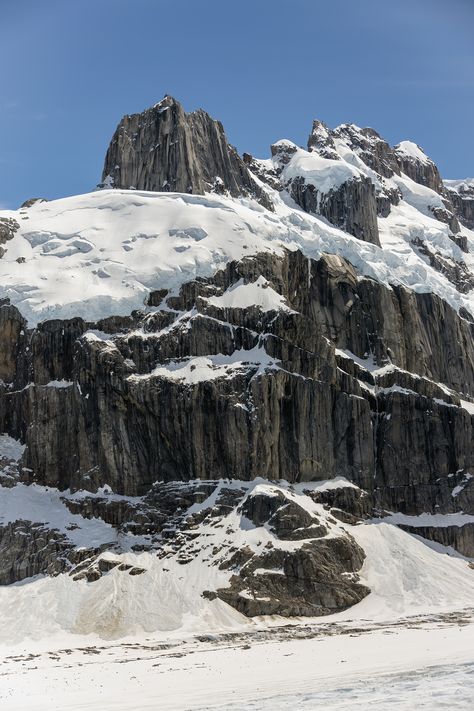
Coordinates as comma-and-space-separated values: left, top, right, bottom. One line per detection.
334, 522, 474, 620
0, 484, 117, 549
279, 146, 360, 194
395, 140, 431, 164
0, 587, 473, 711
444, 177, 474, 195
128, 345, 280, 384
205, 276, 294, 312
293, 476, 360, 493
452, 474, 473, 498
1, 185, 473, 328
335, 348, 378, 371
392, 171, 446, 215
0, 434, 25, 462
43, 379, 74, 389
460, 398, 474, 414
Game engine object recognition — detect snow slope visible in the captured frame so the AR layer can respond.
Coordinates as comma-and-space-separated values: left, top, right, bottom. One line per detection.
0, 479, 472, 647
395, 140, 432, 165
0, 183, 473, 326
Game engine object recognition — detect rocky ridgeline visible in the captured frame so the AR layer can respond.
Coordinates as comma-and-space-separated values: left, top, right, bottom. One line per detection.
99, 96, 474, 292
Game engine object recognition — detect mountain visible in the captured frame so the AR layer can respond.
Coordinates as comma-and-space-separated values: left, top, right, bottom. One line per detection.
0, 96, 473, 643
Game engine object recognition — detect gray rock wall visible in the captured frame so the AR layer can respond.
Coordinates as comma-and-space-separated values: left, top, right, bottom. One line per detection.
101, 95, 272, 209
0, 249, 472, 524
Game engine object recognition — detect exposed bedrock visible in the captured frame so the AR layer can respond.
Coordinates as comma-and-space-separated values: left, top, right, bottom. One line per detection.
0, 217, 20, 260
270, 140, 380, 247
393, 144, 444, 194
101, 95, 272, 210
208, 486, 369, 617
214, 536, 369, 617
0, 520, 91, 585
290, 174, 380, 247
0, 249, 472, 528
444, 183, 474, 231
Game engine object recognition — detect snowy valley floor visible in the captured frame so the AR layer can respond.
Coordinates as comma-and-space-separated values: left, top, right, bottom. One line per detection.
0, 612, 473, 710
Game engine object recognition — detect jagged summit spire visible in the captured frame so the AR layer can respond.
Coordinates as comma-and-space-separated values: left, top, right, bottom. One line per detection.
101, 96, 272, 209
152, 94, 180, 109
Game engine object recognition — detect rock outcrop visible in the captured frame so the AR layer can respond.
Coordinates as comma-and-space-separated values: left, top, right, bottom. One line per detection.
101, 95, 272, 209
394, 141, 444, 193
213, 535, 369, 617
444, 180, 474, 231
0, 217, 20, 259
270, 140, 381, 247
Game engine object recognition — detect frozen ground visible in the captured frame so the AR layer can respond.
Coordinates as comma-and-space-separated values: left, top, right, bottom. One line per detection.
0, 613, 473, 710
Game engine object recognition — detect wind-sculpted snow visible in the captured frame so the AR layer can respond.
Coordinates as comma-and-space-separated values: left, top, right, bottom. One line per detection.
0, 184, 473, 326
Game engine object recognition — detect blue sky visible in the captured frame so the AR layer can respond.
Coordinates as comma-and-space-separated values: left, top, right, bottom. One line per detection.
1, 0, 473, 208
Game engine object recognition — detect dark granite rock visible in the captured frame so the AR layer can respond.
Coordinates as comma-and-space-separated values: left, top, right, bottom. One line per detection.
241, 490, 327, 540
101, 95, 272, 210
394, 143, 444, 193
213, 535, 369, 617
399, 523, 474, 558
444, 182, 474, 231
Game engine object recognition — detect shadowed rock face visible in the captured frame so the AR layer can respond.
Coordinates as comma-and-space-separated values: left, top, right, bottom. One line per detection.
394, 143, 444, 194
444, 183, 474, 231
214, 535, 369, 617
0, 250, 472, 526
289, 173, 380, 246
101, 95, 272, 209
0, 246, 473, 597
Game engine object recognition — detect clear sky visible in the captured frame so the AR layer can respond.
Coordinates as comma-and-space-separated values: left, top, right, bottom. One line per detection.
1, 0, 473, 208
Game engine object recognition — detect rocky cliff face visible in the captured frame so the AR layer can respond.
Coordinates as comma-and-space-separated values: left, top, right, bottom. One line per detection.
101, 95, 272, 210
1, 246, 473, 566
1, 98, 473, 621
444, 180, 474, 231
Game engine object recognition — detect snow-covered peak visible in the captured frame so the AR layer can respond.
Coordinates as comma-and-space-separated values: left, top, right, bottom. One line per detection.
276, 144, 361, 194
307, 120, 340, 160
395, 140, 432, 165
